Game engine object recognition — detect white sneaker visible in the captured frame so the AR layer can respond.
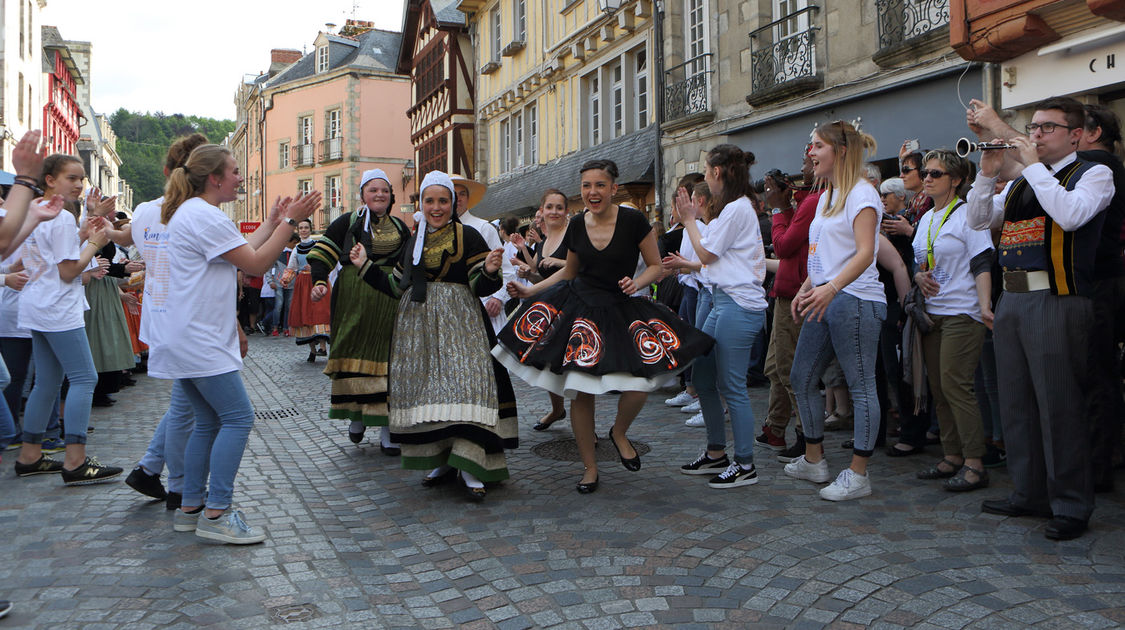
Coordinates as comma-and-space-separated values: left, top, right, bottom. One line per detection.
195, 509, 267, 545
684, 412, 705, 427
681, 400, 701, 413
819, 468, 871, 501
783, 455, 831, 483
664, 390, 696, 407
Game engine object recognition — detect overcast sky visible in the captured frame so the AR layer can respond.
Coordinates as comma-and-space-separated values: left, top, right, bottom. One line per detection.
41, 0, 406, 121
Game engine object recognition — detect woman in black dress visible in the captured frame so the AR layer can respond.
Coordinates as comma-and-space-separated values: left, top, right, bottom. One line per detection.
495, 160, 713, 493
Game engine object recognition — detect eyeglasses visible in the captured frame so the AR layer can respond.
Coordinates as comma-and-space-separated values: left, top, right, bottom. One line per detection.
1025, 122, 1075, 134
900, 166, 917, 175
919, 169, 948, 179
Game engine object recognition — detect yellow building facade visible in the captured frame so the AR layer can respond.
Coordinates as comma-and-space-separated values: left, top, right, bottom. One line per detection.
460, 0, 659, 218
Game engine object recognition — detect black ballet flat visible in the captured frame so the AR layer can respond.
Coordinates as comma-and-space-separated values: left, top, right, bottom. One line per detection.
460, 473, 486, 502
306, 351, 316, 363
533, 410, 566, 431
421, 467, 456, 487
380, 445, 401, 456
608, 427, 641, 472
576, 475, 599, 494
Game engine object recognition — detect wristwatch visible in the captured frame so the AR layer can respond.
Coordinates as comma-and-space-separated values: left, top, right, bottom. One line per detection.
283, 217, 298, 227
771, 207, 784, 215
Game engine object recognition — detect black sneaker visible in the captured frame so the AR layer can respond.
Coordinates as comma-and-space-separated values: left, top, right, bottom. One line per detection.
61, 457, 123, 486
680, 452, 730, 475
126, 466, 167, 499
0, 599, 11, 618
166, 492, 182, 511
14, 455, 64, 477
982, 443, 1007, 469
708, 463, 759, 488
777, 432, 807, 463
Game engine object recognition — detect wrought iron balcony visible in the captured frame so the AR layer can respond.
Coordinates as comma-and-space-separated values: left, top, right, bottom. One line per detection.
876, 0, 949, 50
748, 6, 822, 104
663, 54, 713, 124
319, 137, 343, 162
296, 143, 315, 167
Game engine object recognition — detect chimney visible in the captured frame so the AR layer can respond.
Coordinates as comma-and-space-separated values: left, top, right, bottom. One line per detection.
269, 48, 303, 76
339, 19, 375, 37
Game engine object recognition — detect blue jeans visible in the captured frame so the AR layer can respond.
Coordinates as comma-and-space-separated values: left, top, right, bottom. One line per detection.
677, 285, 699, 383
279, 287, 293, 330
137, 381, 196, 493
693, 290, 766, 465
179, 371, 255, 510
790, 292, 886, 456
22, 328, 97, 445
260, 295, 278, 331
0, 355, 15, 449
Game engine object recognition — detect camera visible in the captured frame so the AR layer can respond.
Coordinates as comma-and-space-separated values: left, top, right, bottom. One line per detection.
752, 169, 793, 194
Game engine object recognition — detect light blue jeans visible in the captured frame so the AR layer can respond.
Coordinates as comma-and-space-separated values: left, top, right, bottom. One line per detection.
693, 289, 767, 465
790, 291, 885, 456
180, 371, 255, 511
0, 356, 16, 448
22, 328, 97, 445
137, 381, 196, 493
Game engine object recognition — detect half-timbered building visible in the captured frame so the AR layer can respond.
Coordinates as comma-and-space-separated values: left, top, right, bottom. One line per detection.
398, 0, 475, 193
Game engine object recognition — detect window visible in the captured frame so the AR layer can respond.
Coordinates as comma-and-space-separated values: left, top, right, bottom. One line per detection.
611, 63, 624, 139
299, 116, 314, 145
327, 175, 342, 209
685, 0, 707, 73
491, 7, 502, 62
500, 119, 511, 172
18, 74, 24, 124
419, 134, 447, 176
18, 0, 24, 60
513, 0, 526, 42
416, 43, 444, 99
589, 74, 600, 146
279, 142, 290, 168
26, 0, 32, 58
528, 102, 538, 164
317, 45, 330, 72
298, 179, 312, 195
326, 109, 342, 138
774, 0, 811, 38
513, 110, 524, 168
635, 51, 648, 130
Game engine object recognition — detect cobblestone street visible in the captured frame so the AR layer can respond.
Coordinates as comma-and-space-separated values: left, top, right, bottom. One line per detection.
2, 334, 1124, 629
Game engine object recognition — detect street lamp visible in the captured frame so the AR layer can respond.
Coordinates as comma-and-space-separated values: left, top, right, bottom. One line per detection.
598, 0, 623, 13
402, 160, 415, 185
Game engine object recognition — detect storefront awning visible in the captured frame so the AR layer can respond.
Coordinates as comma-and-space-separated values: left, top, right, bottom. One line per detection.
474, 125, 658, 219
728, 67, 982, 176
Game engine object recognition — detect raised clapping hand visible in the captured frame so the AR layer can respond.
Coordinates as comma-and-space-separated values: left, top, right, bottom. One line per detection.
510, 232, 526, 248
763, 175, 792, 211
11, 130, 47, 178
484, 247, 504, 275
4, 270, 28, 291
661, 252, 689, 272
284, 191, 323, 223
266, 196, 291, 224
124, 260, 145, 274
675, 187, 697, 222
29, 195, 64, 224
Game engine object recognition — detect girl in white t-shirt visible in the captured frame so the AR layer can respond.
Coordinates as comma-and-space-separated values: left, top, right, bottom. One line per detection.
156, 144, 319, 544
13, 154, 122, 485
786, 120, 886, 501
910, 150, 994, 492
673, 144, 769, 488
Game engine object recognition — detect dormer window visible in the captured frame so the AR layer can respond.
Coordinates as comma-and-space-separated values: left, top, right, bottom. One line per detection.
317, 45, 329, 72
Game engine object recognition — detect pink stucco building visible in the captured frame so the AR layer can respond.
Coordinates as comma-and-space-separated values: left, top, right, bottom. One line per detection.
235, 20, 415, 231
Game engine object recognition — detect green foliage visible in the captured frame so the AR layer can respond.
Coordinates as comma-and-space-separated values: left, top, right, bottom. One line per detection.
109, 108, 237, 204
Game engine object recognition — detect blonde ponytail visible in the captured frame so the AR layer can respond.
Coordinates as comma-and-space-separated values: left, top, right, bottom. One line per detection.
815, 121, 877, 218
160, 144, 232, 224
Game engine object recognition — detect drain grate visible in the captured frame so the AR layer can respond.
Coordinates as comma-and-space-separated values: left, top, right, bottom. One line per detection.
255, 407, 301, 421
268, 603, 319, 624
532, 437, 652, 462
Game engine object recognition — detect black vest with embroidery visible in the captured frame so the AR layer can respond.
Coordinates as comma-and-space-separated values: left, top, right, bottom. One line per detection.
1000, 158, 1106, 297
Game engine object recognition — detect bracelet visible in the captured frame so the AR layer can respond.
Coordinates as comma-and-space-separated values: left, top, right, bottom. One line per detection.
12, 179, 43, 196
827, 279, 841, 293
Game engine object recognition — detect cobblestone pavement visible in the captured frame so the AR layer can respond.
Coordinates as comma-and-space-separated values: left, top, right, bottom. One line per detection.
2, 334, 1124, 629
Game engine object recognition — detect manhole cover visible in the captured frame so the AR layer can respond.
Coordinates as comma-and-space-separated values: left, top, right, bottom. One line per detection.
532, 437, 652, 462
269, 603, 319, 624
255, 407, 301, 421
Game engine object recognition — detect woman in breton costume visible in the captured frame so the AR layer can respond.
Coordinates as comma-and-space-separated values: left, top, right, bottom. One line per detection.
308, 169, 410, 453
349, 171, 515, 501
286, 219, 331, 361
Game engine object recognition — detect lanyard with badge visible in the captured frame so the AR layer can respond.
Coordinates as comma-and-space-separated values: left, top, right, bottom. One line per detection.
923, 197, 961, 272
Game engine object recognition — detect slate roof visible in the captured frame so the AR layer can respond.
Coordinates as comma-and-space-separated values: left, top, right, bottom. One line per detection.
472, 125, 659, 220
431, 0, 467, 26
267, 28, 404, 88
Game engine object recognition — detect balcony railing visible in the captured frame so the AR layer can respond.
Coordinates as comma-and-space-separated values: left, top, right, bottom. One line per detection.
319, 137, 343, 162
876, 0, 949, 49
749, 7, 821, 97
296, 143, 315, 167
663, 54, 713, 123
